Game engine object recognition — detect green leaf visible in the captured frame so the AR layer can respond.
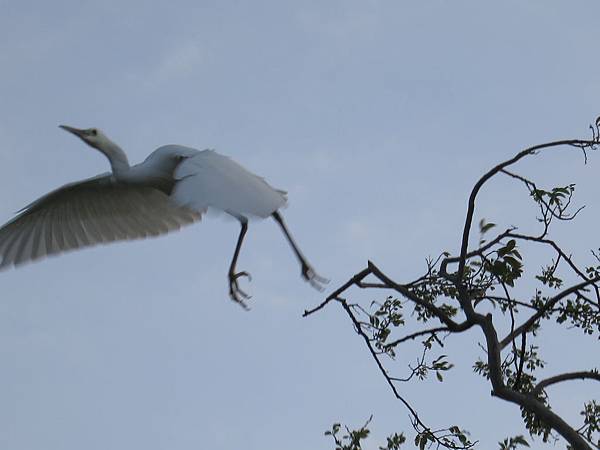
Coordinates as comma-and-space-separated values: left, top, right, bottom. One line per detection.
481, 222, 496, 233
504, 256, 522, 269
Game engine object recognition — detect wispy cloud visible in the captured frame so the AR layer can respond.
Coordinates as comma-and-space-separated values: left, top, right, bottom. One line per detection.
142, 40, 206, 88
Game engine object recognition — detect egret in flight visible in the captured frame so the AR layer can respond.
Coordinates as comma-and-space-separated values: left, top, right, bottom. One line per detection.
0, 125, 327, 306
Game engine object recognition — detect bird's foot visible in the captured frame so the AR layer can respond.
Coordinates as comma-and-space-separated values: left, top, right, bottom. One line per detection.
229, 271, 252, 309
301, 264, 329, 291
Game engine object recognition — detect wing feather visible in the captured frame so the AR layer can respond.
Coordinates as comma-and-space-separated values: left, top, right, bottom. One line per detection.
49, 200, 67, 254
74, 193, 104, 244
43, 203, 59, 255
171, 150, 286, 219
14, 216, 37, 266
0, 218, 30, 268
29, 205, 49, 261
0, 221, 16, 255
0, 176, 201, 269
123, 190, 160, 237
90, 193, 119, 242
65, 198, 92, 248
58, 201, 80, 251
99, 192, 130, 240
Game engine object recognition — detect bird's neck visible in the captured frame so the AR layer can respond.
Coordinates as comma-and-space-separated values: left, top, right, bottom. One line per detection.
101, 142, 130, 177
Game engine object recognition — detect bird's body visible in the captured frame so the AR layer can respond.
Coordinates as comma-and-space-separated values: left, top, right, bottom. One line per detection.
0, 126, 325, 305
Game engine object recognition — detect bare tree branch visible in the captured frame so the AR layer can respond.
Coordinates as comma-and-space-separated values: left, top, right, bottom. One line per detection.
532, 371, 600, 396
303, 267, 372, 317
384, 327, 450, 349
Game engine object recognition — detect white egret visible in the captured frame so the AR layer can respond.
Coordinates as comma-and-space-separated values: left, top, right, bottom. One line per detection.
0, 125, 327, 306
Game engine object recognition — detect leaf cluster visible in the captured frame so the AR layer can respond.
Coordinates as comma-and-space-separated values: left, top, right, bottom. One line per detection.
324, 418, 406, 450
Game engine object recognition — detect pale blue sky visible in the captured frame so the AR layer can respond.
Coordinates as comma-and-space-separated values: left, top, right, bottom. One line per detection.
1, 1, 599, 449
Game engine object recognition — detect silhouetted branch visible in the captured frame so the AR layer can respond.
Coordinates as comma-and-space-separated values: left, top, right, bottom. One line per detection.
318, 130, 600, 450
512, 332, 527, 390
500, 276, 600, 349
338, 297, 475, 449
385, 327, 450, 349
507, 232, 600, 303
457, 139, 596, 285
303, 267, 372, 317
367, 261, 473, 332
532, 371, 600, 396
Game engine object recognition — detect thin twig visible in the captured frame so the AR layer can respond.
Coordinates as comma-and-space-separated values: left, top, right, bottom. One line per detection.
385, 327, 450, 349
303, 267, 371, 317
500, 276, 600, 349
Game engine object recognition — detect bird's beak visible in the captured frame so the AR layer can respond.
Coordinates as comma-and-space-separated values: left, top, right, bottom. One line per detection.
59, 124, 87, 138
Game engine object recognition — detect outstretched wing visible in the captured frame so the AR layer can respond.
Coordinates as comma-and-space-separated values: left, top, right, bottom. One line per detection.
0, 175, 201, 269
171, 150, 287, 219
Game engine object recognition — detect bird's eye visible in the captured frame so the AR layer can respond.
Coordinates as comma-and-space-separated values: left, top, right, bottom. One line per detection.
90, 129, 98, 136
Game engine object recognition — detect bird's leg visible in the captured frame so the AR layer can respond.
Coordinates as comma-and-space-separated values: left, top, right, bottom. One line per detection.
272, 212, 328, 291
228, 221, 252, 308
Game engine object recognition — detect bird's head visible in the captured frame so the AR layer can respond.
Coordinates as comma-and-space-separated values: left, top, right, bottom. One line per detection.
59, 125, 113, 151
59, 124, 130, 175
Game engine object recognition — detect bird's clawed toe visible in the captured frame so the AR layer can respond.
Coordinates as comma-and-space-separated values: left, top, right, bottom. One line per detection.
229, 271, 252, 309
301, 264, 329, 292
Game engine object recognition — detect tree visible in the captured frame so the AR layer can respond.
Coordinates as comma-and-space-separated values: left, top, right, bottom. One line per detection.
307, 119, 600, 450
